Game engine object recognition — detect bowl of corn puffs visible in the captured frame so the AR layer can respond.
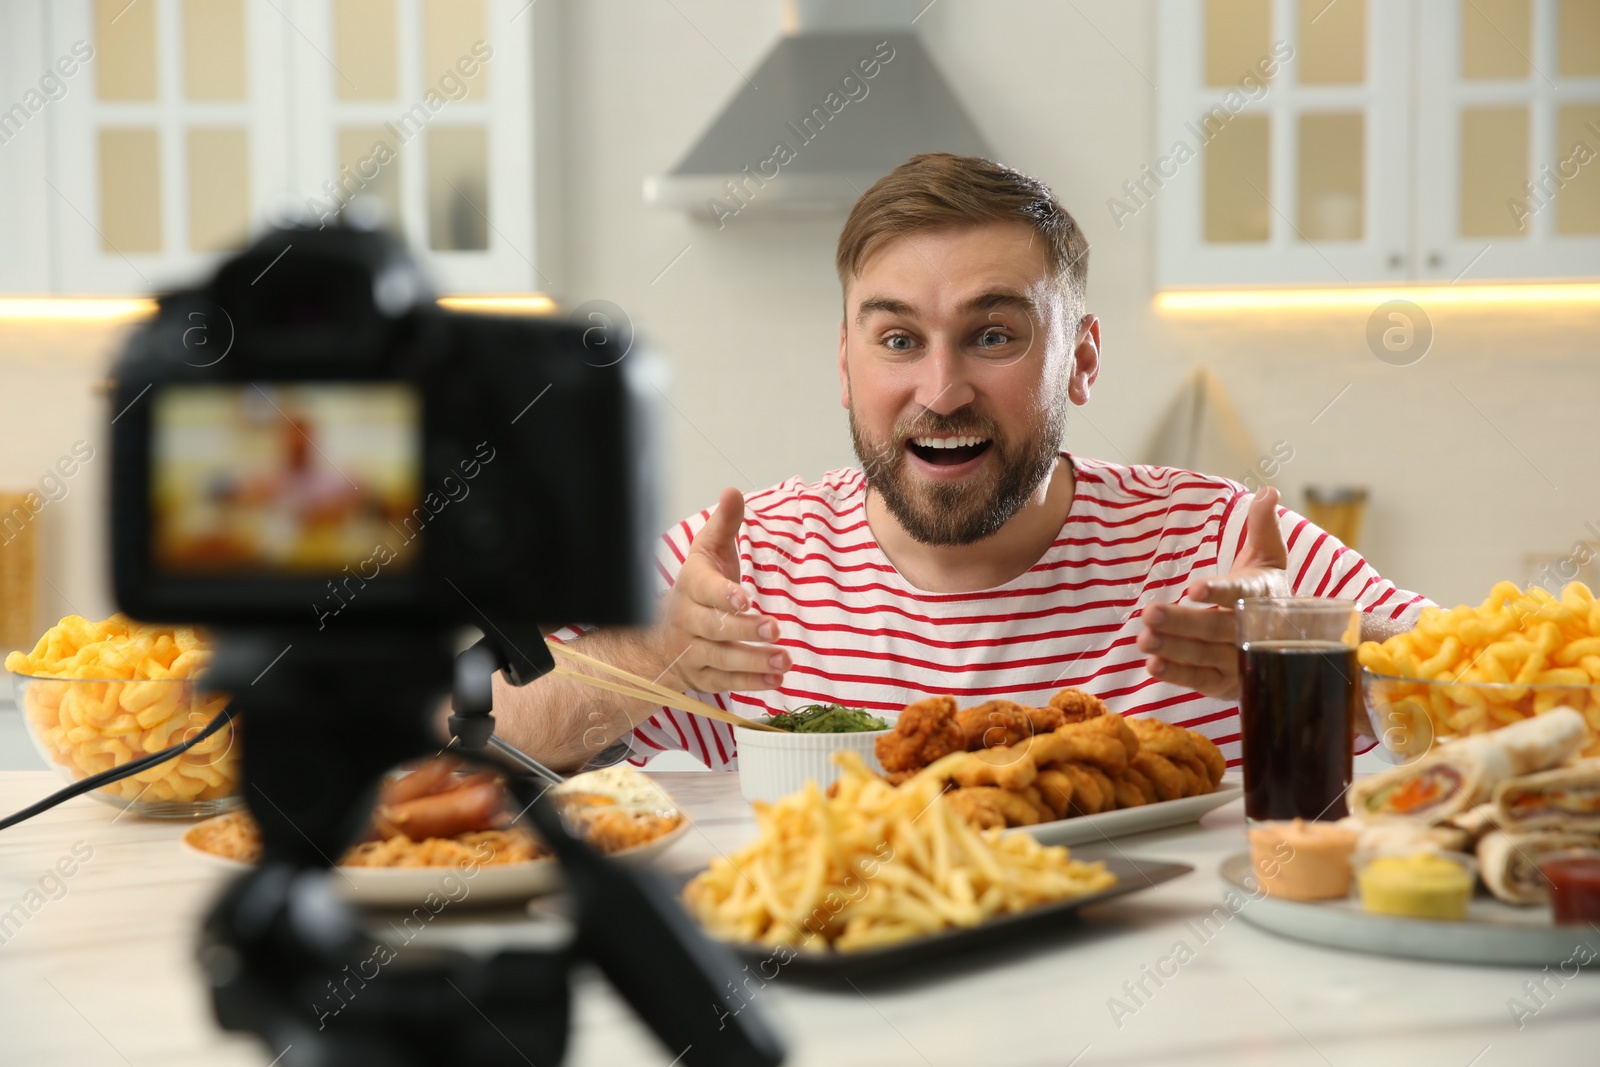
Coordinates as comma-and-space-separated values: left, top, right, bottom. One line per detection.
6, 614, 240, 818
1358, 581, 1600, 761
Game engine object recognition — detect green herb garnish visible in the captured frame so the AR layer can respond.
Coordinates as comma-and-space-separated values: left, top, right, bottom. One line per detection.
766, 704, 890, 733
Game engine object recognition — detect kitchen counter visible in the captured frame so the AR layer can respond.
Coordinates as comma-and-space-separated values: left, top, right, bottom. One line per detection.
0, 769, 1596, 1066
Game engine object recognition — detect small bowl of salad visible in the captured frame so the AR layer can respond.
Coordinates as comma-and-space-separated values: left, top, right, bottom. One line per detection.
736, 704, 893, 804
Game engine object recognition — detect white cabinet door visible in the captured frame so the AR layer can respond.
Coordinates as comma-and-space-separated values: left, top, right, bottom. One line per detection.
1156, 0, 1413, 287
0, 2, 64, 293
280, 0, 537, 293
1415, 0, 1600, 281
47, 0, 292, 294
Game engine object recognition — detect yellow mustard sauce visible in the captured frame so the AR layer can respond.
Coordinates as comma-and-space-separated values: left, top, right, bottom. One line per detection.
1357, 853, 1474, 920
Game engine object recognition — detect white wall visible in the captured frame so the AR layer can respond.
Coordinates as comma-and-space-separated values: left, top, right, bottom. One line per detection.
3, 0, 1599, 647
553, 0, 1600, 609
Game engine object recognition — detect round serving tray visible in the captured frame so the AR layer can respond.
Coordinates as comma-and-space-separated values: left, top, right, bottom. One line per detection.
1220, 852, 1597, 967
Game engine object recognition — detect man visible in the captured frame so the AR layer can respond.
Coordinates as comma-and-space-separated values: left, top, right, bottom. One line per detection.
497, 153, 1426, 772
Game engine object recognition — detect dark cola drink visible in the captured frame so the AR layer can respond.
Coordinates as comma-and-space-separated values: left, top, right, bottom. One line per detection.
1238, 639, 1358, 821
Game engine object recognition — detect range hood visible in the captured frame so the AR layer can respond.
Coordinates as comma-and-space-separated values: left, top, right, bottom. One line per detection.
643, 0, 991, 219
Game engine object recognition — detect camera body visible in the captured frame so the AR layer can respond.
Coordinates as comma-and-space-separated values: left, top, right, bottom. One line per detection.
109, 225, 658, 639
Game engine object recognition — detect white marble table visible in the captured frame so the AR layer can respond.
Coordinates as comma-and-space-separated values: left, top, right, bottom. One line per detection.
0, 769, 1596, 1067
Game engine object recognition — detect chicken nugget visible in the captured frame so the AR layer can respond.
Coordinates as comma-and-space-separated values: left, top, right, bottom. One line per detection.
946, 786, 1041, 828
1079, 713, 1140, 760
1024, 704, 1066, 733
947, 746, 1038, 792
1127, 717, 1198, 760
1034, 768, 1075, 819
1131, 752, 1184, 802
1046, 723, 1129, 772
875, 695, 964, 773
1048, 688, 1108, 723
955, 700, 1035, 751
1061, 762, 1112, 816
1186, 730, 1227, 787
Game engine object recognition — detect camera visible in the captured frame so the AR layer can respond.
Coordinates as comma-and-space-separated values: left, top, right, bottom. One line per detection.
105, 224, 783, 1067
110, 223, 657, 646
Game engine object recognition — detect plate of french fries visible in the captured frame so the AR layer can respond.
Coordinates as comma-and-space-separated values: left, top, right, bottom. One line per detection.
1359, 581, 1600, 760
681, 751, 1191, 974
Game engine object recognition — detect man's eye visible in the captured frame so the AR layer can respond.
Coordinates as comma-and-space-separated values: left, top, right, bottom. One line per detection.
883, 334, 914, 352
977, 329, 1010, 349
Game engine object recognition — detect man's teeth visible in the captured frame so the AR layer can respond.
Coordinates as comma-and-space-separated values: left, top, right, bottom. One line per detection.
910, 436, 988, 449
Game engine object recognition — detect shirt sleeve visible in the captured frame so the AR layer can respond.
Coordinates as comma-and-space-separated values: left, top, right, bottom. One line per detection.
1214, 495, 1433, 626
1213, 495, 1432, 756
548, 506, 745, 770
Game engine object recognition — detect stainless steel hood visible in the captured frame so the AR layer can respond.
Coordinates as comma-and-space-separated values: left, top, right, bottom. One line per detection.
643, 0, 991, 219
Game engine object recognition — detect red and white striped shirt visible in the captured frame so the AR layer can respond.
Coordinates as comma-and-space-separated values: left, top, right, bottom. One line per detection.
563, 455, 1428, 770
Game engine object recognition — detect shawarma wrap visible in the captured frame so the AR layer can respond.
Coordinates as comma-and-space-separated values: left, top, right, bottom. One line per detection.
1348, 708, 1588, 822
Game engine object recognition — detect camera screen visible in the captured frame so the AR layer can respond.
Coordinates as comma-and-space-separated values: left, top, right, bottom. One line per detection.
151, 383, 422, 575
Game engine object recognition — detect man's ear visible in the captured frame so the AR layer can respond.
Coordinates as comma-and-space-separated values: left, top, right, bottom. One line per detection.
837, 318, 851, 409
1068, 313, 1100, 406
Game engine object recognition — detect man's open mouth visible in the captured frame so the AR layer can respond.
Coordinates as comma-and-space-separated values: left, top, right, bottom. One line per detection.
906, 435, 993, 467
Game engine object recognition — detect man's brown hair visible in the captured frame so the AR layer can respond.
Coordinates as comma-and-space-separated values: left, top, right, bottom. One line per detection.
835, 153, 1089, 315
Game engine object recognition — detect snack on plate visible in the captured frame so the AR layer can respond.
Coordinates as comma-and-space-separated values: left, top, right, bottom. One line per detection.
869, 689, 1226, 829
185, 758, 682, 867
1358, 581, 1600, 751
1347, 708, 1588, 821
682, 751, 1116, 952
1492, 759, 1600, 832
1477, 829, 1600, 905
5, 614, 237, 804
1356, 852, 1475, 921
1248, 820, 1359, 901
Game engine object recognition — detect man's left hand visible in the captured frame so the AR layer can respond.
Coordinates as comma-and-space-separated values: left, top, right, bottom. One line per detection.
1136, 487, 1290, 699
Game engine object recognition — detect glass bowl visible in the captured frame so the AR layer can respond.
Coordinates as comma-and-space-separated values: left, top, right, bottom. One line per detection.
11, 673, 241, 818
1362, 669, 1600, 763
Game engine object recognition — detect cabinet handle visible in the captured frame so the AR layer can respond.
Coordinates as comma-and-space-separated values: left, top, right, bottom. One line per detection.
1388, 253, 1403, 269
1427, 252, 1443, 268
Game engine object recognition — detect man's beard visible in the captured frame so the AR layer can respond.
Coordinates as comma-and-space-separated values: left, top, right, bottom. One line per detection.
849, 401, 1067, 547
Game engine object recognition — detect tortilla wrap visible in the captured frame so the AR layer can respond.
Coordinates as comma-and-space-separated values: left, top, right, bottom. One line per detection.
1478, 827, 1600, 905
1493, 759, 1600, 832
1349, 708, 1590, 822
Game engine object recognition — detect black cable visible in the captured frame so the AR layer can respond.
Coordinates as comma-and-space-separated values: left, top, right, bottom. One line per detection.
0, 705, 241, 831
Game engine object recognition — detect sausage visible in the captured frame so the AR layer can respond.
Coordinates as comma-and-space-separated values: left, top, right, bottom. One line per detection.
379, 756, 461, 806
379, 779, 505, 839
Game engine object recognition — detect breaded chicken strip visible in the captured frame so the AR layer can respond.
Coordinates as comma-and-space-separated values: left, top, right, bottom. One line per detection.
1048, 688, 1109, 724
1060, 762, 1111, 816
916, 747, 1038, 792
1186, 731, 1227, 787
1024, 705, 1066, 733
1035, 768, 1076, 819
945, 786, 1041, 828
875, 696, 965, 773
1131, 751, 1185, 802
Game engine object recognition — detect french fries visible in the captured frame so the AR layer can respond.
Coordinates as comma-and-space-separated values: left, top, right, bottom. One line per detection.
682, 751, 1115, 952
5, 614, 237, 804
1358, 581, 1600, 754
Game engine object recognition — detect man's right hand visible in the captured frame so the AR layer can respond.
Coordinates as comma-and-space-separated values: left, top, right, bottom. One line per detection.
654, 487, 790, 694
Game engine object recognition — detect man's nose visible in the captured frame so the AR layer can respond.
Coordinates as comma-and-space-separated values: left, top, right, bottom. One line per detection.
914, 342, 976, 415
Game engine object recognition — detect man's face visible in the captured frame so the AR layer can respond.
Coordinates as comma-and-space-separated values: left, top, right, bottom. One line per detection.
838, 221, 1098, 546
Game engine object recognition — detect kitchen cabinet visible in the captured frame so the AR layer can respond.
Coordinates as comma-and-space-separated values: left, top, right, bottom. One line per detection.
0, 0, 537, 296
1154, 0, 1600, 287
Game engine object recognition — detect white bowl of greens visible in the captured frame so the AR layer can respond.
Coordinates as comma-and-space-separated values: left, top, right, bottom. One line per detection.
736, 704, 892, 804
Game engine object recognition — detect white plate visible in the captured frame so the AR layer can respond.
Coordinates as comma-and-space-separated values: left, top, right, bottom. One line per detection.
1009, 782, 1244, 847
1219, 852, 1593, 966
182, 817, 693, 909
